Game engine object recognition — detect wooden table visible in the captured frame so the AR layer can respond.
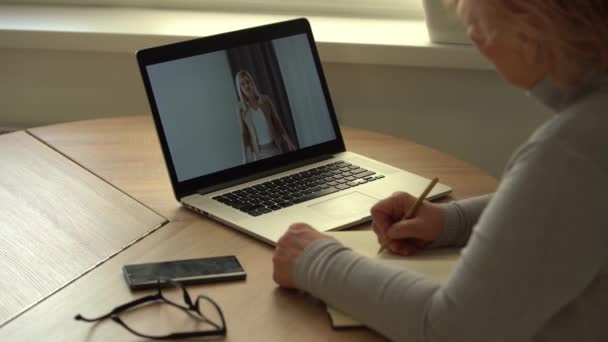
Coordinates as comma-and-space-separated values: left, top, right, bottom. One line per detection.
0, 131, 166, 327
0, 116, 498, 341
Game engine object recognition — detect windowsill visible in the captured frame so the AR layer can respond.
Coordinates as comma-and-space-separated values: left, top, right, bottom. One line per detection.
0, 4, 492, 70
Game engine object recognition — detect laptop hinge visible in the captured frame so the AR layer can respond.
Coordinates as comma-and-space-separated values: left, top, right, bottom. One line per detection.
196, 154, 335, 195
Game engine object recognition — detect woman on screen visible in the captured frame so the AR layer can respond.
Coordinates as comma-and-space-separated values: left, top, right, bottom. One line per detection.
235, 70, 296, 163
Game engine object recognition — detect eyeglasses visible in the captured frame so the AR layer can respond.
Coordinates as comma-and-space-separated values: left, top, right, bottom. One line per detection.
75, 280, 226, 340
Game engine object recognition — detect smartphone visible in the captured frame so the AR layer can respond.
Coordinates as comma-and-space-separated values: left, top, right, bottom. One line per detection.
123, 256, 246, 290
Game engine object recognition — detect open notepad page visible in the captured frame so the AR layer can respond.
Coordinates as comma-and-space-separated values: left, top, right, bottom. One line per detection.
323, 231, 461, 328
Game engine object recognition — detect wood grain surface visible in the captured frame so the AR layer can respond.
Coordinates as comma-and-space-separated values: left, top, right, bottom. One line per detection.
0, 131, 166, 327
1, 116, 500, 341
28, 116, 192, 222
0, 220, 389, 341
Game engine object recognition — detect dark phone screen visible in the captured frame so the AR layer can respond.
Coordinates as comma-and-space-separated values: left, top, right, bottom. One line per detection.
124, 256, 244, 283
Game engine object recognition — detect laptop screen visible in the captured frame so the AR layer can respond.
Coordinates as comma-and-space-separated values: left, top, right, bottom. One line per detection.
145, 33, 337, 182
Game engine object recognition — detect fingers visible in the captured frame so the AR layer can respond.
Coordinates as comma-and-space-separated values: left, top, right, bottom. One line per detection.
381, 217, 435, 256
388, 240, 419, 256
371, 191, 417, 221
288, 222, 314, 232
371, 192, 417, 239
385, 217, 429, 241
272, 223, 329, 289
275, 223, 309, 254
372, 221, 386, 241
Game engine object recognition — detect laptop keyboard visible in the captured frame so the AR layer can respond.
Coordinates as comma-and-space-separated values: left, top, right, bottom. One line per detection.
212, 161, 384, 217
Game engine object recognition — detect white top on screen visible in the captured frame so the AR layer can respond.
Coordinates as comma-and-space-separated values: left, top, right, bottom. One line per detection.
251, 107, 273, 146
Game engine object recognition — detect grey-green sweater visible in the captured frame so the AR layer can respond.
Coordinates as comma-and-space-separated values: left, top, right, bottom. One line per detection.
294, 76, 608, 342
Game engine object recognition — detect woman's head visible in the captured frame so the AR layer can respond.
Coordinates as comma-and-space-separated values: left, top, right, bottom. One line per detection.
235, 70, 259, 103
447, 0, 608, 88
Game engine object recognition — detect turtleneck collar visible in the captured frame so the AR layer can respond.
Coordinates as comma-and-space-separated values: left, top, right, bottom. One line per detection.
527, 74, 607, 113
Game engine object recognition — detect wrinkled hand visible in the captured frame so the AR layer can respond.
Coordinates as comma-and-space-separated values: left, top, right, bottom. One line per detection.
371, 191, 445, 256
272, 223, 332, 288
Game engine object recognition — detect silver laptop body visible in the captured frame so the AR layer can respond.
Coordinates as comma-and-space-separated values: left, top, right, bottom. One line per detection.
137, 18, 451, 245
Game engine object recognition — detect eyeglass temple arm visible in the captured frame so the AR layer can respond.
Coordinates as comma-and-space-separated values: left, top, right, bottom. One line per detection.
75, 293, 161, 322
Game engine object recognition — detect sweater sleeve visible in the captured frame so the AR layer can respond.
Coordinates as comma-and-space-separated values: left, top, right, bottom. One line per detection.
294, 140, 608, 342
431, 194, 492, 248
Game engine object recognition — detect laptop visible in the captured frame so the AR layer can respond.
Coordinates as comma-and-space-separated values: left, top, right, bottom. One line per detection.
136, 18, 452, 245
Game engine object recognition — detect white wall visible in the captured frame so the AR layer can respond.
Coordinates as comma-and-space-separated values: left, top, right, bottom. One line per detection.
1, 48, 146, 127
0, 48, 553, 177
325, 63, 553, 176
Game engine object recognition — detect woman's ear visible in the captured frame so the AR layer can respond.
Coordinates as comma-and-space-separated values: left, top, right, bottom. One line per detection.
468, 24, 493, 59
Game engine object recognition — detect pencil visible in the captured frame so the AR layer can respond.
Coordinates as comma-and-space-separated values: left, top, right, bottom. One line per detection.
377, 177, 439, 254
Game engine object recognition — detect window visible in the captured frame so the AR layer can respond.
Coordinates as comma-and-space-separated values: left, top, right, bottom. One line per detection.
8, 0, 424, 19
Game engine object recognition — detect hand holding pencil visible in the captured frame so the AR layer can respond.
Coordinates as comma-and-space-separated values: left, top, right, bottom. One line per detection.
371, 178, 444, 256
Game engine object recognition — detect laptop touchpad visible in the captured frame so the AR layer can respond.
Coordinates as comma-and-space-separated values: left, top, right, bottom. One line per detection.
308, 192, 378, 220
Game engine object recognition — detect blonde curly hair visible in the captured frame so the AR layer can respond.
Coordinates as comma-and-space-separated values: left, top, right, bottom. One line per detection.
446, 0, 608, 85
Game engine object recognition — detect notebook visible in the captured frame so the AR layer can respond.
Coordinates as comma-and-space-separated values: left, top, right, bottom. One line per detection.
324, 230, 460, 328
136, 18, 452, 245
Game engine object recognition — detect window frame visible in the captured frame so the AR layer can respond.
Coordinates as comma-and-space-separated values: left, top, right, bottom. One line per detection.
6, 0, 425, 19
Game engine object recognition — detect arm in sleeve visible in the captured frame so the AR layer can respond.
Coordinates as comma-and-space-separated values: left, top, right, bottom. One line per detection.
295, 141, 608, 342
431, 194, 493, 248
